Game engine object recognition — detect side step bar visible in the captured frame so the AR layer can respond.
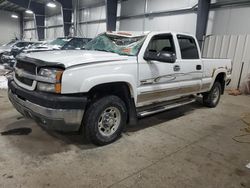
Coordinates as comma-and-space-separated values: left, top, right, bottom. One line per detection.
137, 98, 196, 117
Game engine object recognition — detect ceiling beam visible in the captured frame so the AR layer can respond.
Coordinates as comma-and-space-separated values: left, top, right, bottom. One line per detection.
56, 0, 73, 37
195, 0, 211, 48
106, 0, 118, 31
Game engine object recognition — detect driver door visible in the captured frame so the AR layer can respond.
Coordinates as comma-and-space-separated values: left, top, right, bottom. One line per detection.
137, 34, 181, 107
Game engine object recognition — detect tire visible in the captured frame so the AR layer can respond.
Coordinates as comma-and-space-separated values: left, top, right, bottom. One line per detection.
83, 95, 127, 146
203, 82, 222, 108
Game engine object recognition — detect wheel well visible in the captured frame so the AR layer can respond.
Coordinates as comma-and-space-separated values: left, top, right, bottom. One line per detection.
87, 82, 137, 124
88, 82, 132, 101
215, 73, 226, 94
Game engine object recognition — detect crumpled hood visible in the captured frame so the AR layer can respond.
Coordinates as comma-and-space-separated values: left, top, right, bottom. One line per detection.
19, 50, 128, 68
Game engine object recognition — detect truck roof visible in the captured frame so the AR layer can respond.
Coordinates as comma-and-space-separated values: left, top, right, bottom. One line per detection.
106, 31, 195, 38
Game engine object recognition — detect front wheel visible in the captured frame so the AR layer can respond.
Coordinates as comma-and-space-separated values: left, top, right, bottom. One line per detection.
83, 95, 127, 145
203, 82, 222, 108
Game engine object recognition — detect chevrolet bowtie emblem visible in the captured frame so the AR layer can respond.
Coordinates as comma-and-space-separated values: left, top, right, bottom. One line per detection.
15, 68, 24, 77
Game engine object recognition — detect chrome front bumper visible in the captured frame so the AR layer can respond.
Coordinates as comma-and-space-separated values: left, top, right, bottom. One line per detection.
8, 89, 84, 132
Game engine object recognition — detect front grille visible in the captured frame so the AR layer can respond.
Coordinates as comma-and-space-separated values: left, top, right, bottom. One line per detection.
15, 60, 36, 88
16, 60, 36, 75
15, 74, 33, 86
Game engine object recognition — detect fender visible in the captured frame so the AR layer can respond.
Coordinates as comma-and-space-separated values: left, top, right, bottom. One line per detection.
209, 68, 227, 90
61, 69, 137, 100
80, 74, 137, 99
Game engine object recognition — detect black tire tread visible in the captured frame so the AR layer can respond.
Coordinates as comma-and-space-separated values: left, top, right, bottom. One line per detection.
203, 82, 222, 108
83, 95, 127, 146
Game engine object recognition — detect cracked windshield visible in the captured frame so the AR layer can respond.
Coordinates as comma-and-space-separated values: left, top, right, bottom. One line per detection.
84, 33, 146, 56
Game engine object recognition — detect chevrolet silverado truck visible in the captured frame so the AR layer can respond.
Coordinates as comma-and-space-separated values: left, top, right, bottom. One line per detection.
8, 31, 232, 145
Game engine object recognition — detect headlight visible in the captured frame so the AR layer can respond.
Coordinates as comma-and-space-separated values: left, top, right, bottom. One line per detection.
37, 68, 63, 93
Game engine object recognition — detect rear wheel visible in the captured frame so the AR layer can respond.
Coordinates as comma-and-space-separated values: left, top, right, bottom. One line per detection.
83, 95, 127, 145
203, 82, 222, 108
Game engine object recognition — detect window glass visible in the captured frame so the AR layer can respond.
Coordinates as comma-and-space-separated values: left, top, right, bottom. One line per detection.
49, 38, 71, 47
177, 35, 199, 59
15, 42, 29, 48
146, 35, 175, 54
62, 38, 91, 50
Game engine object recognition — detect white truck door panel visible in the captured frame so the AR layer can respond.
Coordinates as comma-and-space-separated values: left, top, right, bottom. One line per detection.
175, 35, 203, 95
137, 34, 180, 106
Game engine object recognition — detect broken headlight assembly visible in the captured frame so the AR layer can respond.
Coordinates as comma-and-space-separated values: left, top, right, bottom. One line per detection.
36, 68, 63, 93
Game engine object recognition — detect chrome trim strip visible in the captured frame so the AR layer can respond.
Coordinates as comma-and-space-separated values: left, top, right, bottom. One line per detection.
137, 84, 200, 104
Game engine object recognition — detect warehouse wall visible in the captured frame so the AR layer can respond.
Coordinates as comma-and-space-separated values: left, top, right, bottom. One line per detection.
119, 0, 198, 35
78, 5, 106, 38
78, 3, 121, 38
0, 10, 21, 45
204, 6, 250, 89
207, 6, 250, 35
45, 14, 64, 40
23, 14, 64, 41
23, 20, 37, 41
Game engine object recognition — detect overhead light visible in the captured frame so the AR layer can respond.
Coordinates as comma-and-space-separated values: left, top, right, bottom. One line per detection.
25, 9, 33, 14
11, 14, 18, 19
46, 2, 56, 8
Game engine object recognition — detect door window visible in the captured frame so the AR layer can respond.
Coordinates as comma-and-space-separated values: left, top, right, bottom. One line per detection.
177, 35, 199, 59
146, 34, 175, 54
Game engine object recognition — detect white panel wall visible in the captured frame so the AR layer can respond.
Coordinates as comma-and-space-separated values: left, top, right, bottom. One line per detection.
119, 0, 198, 35
145, 13, 197, 34
46, 14, 63, 27
78, 5, 106, 38
78, 3, 121, 38
203, 34, 250, 89
204, 5, 250, 90
23, 20, 37, 41
120, 0, 145, 16
45, 14, 64, 40
0, 10, 21, 45
46, 27, 64, 41
207, 6, 250, 35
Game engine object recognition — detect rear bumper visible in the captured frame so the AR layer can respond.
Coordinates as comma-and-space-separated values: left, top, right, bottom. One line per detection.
8, 80, 87, 131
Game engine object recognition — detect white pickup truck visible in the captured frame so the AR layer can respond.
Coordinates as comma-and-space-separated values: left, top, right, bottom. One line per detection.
8, 31, 232, 145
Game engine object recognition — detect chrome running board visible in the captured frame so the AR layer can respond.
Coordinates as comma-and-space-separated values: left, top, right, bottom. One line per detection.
137, 97, 196, 117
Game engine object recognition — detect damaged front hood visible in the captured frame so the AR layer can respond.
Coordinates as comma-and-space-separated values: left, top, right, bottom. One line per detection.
18, 50, 128, 68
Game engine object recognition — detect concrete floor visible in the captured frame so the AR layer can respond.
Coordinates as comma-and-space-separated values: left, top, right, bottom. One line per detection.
0, 89, 250, 188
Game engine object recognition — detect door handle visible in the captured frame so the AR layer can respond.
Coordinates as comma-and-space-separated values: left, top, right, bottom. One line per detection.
173, 65, 180, 72
196, 65, 202, 70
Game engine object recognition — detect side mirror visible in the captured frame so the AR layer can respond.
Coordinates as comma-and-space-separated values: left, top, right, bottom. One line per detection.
144, 50, 176, 63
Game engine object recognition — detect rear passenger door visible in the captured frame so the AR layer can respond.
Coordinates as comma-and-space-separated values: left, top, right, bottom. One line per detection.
175, 35, 203, 96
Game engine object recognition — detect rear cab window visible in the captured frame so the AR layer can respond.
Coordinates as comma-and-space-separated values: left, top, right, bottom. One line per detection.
177, 35, 199, 59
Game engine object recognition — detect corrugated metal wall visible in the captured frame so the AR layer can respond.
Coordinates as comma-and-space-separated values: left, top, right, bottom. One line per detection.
78, 5, 107, 38
23, 20, 37, 41
0, 10, 21, 45
45, 14, 64, 40
119, 0, 197, 35
202, 35, 250, 89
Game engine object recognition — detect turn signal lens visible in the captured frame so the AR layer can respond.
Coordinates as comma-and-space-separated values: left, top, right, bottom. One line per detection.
55, 83, 61, 93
